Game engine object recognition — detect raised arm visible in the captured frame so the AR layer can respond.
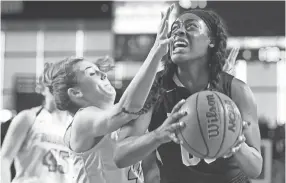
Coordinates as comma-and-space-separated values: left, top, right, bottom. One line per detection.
117, 5, 174, 113
68, 5, 175, 141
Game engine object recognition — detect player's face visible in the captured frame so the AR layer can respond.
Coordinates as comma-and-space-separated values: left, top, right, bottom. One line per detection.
74, 61, 116, 106
170, 13, 211, 64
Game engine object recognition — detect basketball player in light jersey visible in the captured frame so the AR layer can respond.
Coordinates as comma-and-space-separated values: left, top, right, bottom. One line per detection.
43, 4, 187, 183
114, 8, 263, 183
1, 68, 73, 183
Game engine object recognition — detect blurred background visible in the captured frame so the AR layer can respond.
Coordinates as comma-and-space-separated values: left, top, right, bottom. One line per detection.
0, 1, 285, 183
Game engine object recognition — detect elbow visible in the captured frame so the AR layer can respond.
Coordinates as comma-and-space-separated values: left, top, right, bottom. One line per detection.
113, 146, 129, 169
248, 168, 262, 179
114, 158, 126, 169
122, 104, 144, 114
114, 155, 130, 169
113, 153, 124, 169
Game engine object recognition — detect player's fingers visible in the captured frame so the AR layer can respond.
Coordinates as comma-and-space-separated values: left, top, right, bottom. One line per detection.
242, 121, 251, 131
239, 135, 246, 143
171, 99, 186, 113
168, 121, 185, 131
231, 143, 242, 153
227, 47, 235, 61
160, 4, 174, 33
160, 20, 169, 39
228, 46, 240, 64
159, 36, 174, 47
168, 110, 187, 124
232, 47, 240, 60
168, 133, 181, 144
223, 152, 232, 159
233, 135, 245, 149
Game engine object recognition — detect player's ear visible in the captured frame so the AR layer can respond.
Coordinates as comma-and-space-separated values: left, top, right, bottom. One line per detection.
67, 87, 83, 99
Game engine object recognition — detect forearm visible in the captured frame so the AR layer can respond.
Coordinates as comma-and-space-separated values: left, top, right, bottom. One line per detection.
114, 131, 161, 168
233, 142, 263, 178
105, 114, 136, 134
118, 48, 162, 112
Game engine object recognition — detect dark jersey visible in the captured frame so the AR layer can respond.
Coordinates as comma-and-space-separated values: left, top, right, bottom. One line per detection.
148, 71, 250, 183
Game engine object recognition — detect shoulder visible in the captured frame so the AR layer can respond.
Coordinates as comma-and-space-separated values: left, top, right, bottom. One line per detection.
72, 106, 108, 132
231, 78, 257, 118
9, 108, 36, 132
231, 78, 254, 100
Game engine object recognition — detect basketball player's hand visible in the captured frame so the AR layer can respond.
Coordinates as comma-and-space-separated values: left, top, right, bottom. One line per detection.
223, 46, 240, 75
152, 4, 175, 57
154, 99, 187, 145
223, 121, 250, 158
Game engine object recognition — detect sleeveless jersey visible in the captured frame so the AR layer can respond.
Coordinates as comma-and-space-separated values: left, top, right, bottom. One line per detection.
148, 71, 250, 183
12, 107, 74, 183
64, 110, 144, 183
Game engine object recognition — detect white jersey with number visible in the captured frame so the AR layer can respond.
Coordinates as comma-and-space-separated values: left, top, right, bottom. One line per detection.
12, 107, 73, 183
64, 114, 144, 183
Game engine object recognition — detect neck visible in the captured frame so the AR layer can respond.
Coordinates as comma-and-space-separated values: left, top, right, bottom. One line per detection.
176, 56, 209, 93
89, 97, 114, 110
44, 99, 57, 113
98, 101, 114, 110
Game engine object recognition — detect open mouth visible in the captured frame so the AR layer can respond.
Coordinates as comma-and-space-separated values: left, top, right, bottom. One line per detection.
173, 39, 188, 51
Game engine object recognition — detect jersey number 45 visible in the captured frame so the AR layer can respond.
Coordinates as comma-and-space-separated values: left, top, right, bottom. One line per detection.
42, 148, 70, 174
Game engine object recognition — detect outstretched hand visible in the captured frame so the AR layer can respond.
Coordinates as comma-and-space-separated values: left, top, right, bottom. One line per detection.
154, 99, 187, 145
152, 4, 175, 57
223, 46, 240, 75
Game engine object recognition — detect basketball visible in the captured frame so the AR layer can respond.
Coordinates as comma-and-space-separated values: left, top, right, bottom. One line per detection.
177, 91, 243, 159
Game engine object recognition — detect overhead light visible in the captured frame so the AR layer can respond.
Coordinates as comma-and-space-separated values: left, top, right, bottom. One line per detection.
242, 50, 252, 60
0, 109, 14, 123
198, 1, 207, 9
179, 0, 192, 9
267, 47, 280, 62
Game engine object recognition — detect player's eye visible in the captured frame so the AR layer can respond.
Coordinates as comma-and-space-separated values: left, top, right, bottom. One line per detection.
171, 23, 180, 34
185, 23, 199, 31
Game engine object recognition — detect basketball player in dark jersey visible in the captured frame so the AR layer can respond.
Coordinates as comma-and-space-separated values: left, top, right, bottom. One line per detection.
114, 9, 262, 183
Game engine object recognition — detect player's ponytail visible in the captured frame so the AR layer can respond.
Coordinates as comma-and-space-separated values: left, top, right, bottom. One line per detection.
46, 57, 83, 112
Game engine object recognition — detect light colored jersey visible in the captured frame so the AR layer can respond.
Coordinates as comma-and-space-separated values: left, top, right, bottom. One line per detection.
64, 114, 144, 183
12, 107, 73, 183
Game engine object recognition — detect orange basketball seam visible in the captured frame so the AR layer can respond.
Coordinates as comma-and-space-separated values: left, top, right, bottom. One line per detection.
212, 92, 227, 158
196, 92, 209, 158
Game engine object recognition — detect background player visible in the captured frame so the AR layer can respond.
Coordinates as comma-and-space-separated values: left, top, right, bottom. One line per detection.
114, 8, 263, 183
1, 65, 73, 183
44, 5, 185, 183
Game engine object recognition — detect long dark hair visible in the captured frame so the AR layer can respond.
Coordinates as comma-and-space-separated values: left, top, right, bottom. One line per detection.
138, 9, 228, 114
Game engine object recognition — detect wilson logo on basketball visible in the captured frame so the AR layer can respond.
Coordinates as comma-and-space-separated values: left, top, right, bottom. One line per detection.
225, 100, 236, 133
206, 94, 220, 139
